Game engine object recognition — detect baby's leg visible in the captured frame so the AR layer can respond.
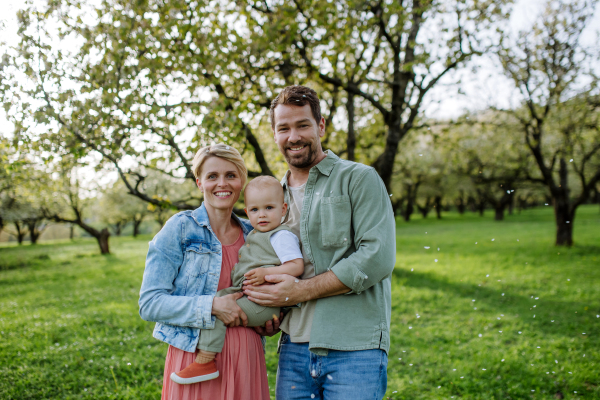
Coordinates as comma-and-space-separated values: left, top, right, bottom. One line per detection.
196, 317, 227, 356
195, 349, 217, 364
170, 318, 225, 384
236, 296, 281, 328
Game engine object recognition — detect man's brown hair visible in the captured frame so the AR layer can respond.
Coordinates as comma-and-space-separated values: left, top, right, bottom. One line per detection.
269, 85, 322, 130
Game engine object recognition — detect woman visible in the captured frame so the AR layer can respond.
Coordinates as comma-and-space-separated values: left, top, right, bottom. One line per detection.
139, 143, 271, 399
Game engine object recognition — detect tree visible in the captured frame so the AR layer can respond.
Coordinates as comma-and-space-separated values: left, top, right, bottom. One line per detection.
0, 142, 50, 244
1, 0, 286, 213
498, 0, 600, 245
390, 130, 448, 221
98, 181, 149, 237
43, 161, 112, 254
242, 0, 512, 190
452, 112, 533, 220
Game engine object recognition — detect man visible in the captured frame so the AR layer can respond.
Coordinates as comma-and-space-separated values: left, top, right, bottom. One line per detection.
243, 85, 396, 399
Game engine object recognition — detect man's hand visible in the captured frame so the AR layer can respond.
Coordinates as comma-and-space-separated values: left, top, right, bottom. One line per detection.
244, 267, 269, 286
243, 274, 301, 307
244, 271, 350, 307
253, 311, 284, 337
211, 292, 249, 327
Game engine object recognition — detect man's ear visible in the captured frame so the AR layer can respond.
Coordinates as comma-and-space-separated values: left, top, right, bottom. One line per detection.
196, 178, 202, 191
318, 116, 326, 138
244, 207, 248, 217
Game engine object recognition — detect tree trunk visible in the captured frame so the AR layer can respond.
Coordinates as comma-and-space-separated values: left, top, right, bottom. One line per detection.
477, 197, 485, 216
55, 217, 111, 254
517, 196, 524, 214
494, 205, 505, 221
373, 123, 404, 192
112, 221, 125, 236
402, 184, 419, 222
508, 194, 515, 215
244, 125, 274, 177
26, 220, 41, 244
434, 196, 442, 219
97, 228, 110, 254
404, 199, 413, 222
70, 224, 75, 240
553, 158, 574, 246
456, 192, 466, 214
346, 92, 356, 162
133, 218, 142, 237
14, 221, 25, 244
417, 197, 433, 218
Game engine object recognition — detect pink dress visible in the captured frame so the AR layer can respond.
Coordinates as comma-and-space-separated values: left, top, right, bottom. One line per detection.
161, 228, 271, 400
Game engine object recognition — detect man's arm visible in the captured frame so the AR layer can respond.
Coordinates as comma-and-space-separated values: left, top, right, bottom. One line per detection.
243, 270, 350, 307
244, 259, 304, 286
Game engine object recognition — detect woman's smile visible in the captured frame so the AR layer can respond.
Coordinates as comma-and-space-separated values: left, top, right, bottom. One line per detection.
214, 191, 233, 198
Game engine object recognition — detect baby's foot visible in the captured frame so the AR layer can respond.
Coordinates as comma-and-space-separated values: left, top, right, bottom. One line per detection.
170, 360, 219, 385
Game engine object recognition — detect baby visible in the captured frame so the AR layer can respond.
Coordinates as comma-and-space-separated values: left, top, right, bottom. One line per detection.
170, 175, 304, 384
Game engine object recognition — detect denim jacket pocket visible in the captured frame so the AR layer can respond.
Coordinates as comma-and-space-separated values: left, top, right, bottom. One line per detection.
183, 242, 212, 295
320, 195, 352, 248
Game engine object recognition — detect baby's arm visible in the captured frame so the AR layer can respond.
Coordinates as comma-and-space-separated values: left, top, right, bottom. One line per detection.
244, 259, 303, 286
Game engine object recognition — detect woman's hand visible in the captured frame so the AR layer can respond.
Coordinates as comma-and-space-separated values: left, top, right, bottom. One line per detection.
212, 292, 248, 327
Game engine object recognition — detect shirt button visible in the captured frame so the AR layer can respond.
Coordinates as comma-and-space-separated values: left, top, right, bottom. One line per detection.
343, 238, 347, 241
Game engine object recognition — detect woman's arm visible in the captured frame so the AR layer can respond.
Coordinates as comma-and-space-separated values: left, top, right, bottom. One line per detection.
138, 215, 215, 329
212, 293, 248, 327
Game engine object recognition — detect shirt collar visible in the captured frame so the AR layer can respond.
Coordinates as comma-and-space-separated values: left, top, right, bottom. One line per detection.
281, 150, 339, 189
191, 203, 252, 235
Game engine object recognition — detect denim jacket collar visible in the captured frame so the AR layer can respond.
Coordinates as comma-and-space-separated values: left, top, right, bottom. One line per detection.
191, 203, 253, 235
281, 150, 339, 188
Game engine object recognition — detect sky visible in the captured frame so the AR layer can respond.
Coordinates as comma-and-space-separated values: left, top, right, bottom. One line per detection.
1, 0, 599, 135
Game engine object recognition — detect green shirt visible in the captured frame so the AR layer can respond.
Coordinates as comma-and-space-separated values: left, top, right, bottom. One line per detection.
281, 151, 396, 355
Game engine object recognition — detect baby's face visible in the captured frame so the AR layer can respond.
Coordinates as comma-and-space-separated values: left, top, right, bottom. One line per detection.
244, 185, 287, 233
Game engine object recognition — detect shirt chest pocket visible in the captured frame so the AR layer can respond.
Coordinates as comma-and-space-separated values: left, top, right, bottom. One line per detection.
183, 242, 213, 294
320, 195, 352, 248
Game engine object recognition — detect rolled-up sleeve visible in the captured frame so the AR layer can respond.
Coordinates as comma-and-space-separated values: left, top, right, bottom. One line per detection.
330, 168, 396, 294
139, 215, 215, 329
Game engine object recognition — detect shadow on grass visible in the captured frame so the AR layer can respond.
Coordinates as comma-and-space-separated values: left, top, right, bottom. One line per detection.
393, 268, 598, 338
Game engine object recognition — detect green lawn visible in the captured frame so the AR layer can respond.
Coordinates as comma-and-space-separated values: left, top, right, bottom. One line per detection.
1, 206, 598, 399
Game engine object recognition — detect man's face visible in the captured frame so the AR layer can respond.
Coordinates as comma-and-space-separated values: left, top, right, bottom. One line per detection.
273, 104, 325, 169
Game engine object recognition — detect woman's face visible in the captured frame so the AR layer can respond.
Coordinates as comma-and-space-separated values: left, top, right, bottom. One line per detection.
197, 156, 243, 212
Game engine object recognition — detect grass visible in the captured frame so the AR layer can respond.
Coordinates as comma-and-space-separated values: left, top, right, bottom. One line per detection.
0, 205, 598, 399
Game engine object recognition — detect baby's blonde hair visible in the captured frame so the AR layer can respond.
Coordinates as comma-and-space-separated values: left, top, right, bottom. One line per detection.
244, 175, 284, 203
192, 143, 248, 187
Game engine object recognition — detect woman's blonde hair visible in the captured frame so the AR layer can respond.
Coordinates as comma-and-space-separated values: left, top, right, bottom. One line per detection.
192, 143, 248, 187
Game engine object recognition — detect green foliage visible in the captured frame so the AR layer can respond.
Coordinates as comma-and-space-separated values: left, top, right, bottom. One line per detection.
0, 206, 598, 399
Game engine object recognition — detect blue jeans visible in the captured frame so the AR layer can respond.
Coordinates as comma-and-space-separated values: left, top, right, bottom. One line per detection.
276, 333, 388, 400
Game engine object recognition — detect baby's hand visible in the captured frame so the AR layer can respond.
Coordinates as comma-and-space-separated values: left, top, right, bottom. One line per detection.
244, 268, 268, 286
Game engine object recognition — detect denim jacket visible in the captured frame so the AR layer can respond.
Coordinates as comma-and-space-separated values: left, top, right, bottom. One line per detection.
139, 204, 253, 352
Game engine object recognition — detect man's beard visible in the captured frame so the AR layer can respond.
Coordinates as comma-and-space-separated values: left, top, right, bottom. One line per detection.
283, 141, 318, 169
